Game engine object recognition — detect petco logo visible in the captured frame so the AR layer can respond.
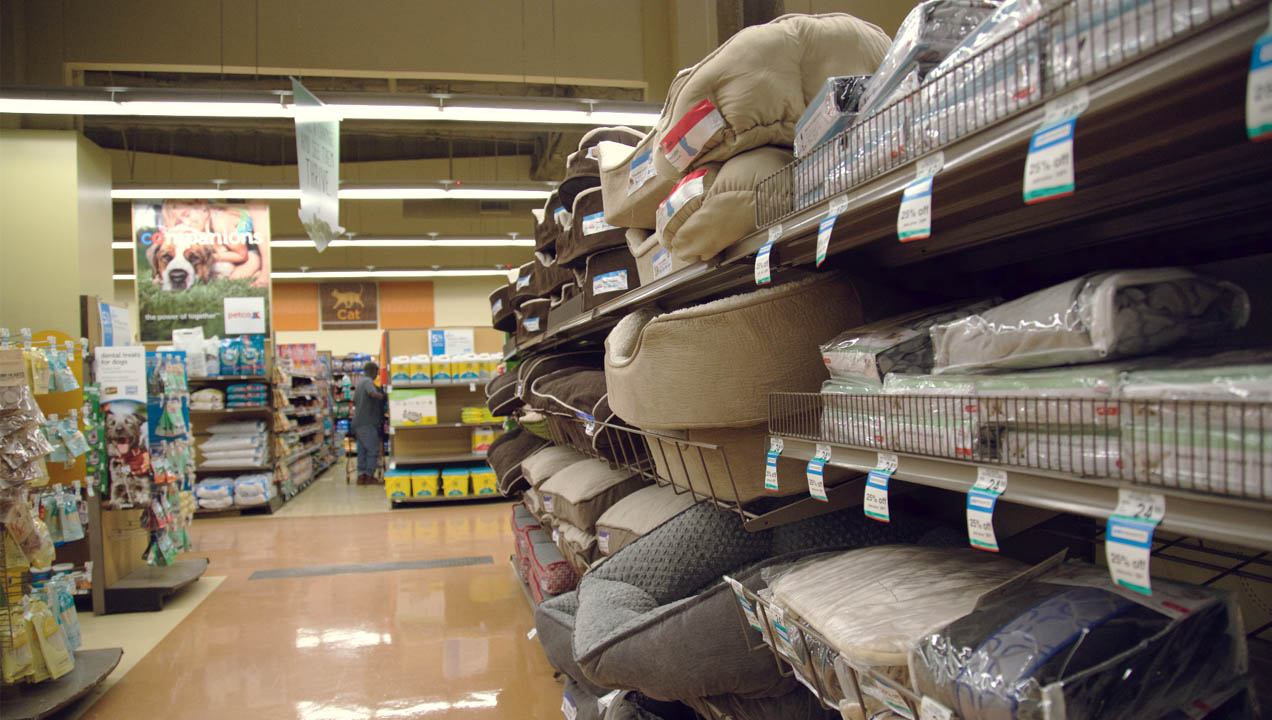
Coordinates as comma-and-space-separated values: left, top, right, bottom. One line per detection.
227, 311, 262, 320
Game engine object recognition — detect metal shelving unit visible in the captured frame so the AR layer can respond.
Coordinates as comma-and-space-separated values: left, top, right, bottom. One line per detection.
390, 493, 504, 507
389, 452, 488, 469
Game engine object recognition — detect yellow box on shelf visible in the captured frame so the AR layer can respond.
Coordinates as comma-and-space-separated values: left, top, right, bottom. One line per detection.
441, 467, 470, 497
385, 470, 412, 499
411, 468, 440, 498
470, 465, 497, 495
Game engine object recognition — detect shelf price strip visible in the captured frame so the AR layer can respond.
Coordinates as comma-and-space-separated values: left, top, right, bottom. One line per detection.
755, 224, 781, 285
1023, 87, 1089, 204
897, 151, 944, 242
1105, 489, 1166, 596
817, 195, 850, 266
805, 443, 832, 502
1248, 7, 1272, 142
967, 467, 1007, 552
863, 452, 898, 522
764, 437, 784, 491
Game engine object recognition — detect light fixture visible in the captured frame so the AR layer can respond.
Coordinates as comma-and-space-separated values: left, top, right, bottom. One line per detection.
113, 237, 536, 249
0, 88, 659, 127
109, 185, 552, 201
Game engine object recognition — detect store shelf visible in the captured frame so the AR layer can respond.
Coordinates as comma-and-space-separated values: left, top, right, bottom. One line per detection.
280, 444, 321, 465
0, 648, 124, 720
389, 452, 488, 468
189, 375, 269, 382
195, 492, 285, 518
389, 422, 502, 431
390, 493, 505, 507
387, 380, 483, 391
509, 555, 535, 610
295, 425, 325, 437
196, 463, 271, 473
103, 557, 209, 613
284, 408, 327, 418
188, 406, 271, 414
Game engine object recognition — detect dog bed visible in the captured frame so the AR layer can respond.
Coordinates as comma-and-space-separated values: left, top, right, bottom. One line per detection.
627, 229, 692, 286
655, 13, 889, 172
605, 274, 880, 430
515, 298, 551, 342
511, 261, 538, 307
485, 371, 523, 417
558, 187, 630, 269
488, 428, 550, 494
489, 284, 515, 333
524, 487, 547, 521
930, 268, 1249, 374
579, 246, 641, 310
572, 502, 928, 702
539, 459, 646, 531
532, 257, 577, 299
556, 519, 601, 576
560, 126, 648, 209
531, 368, 645, 466
689, 687, 841, 720
598, 132, 684, 231
536, 591, 613, 699
522, 445, 590, 488
536, 193, 564, 263
516, 351, 605, 405
513, 503, 542, 583
529, 527, 579, 597
594, 483, 698, 557
656, 146, 792, 264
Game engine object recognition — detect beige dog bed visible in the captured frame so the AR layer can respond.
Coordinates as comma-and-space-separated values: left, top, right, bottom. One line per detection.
605, 273, 877, 430
594, 482, 698, 556
655, 13, 889, 171
627, 228, 692, 286
647, 423, 810, 503
554, 520, 600, 576
656, 145, 792, 263
521, 445, 590, 488
597, 134, 683, 231
538, 458, 647, 531
559, 126, 646, 209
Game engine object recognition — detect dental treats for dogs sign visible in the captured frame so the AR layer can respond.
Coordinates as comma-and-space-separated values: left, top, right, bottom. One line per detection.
131, 200, 272, 342
95, 346, 152, 507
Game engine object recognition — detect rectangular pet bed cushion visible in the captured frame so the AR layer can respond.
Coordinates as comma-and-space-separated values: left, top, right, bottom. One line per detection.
559, 126, 647, 210
529, 527, 580, 596
555, 519, 600, 577
580, 246, 641, 310
488, 428, 550, 495
539, 458, 647, 531
516, 298, 551, 341
656, 13, 890, 171
598, 128, 683, 231
485, 370, 522, 416
627, 228, 692, 287
558, 186, 629, 269
605, 273, 883, 430
930, 268, 1250, 374
594, 483, 699, 556
511, 261, 538, 306
517, 351, 605, 405
522, 445, 591, 489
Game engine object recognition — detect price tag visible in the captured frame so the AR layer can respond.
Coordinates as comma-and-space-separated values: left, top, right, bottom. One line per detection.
598, 690, 622, 713
863, 469, 892, 523
628, 149, 655, 194
598, 530, 610, 554
817, 196, 849, 267
1248, 28, 1272, 141
1023, 89, 1087, 205
896, 177, 934, 242
920, 696, 954, 720
755, 241, 775, 285
1105, 489, 1165, 596
806, 443, 831, 502
562, 692, 578, 720
552, 528, 560, 543
726, 576, 762, 630
764, 437, 784, 491
967, 467, 1007, 552
877, 452, 898, 473
863, 680, 916, 720
768, 604, 799, 660
542, 494, 554, 513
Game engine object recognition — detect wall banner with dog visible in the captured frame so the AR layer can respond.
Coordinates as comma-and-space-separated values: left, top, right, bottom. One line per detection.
320, 282, 378, 329
95, 346, 152, 507
132, 200, 272, 342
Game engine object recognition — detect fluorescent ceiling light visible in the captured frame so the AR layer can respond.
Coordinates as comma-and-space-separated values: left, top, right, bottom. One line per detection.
114, 238, 534, 249
273, 270, 511, 279
0, 94, 658, 127
113, 274, 136, 280
110, 186, 551, 201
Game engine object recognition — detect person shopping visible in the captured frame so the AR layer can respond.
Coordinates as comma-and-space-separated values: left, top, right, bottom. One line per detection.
353, 362, 386, 485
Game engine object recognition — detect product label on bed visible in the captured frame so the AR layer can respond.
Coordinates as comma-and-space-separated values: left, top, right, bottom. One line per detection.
660, 99, 725, 171
764, 437, 783, 491
597, 530, 610, 554
656, 168, 708, 234
491, 298, 503, 315
553, 206, 570, 227
1248, 33, 1272, 141
591, 270, 629, 297
897, 176, 934, 242
542, 494, 554, 513
725, 576, 763, 630
522, 317, 540, 332
768, 605, 800, 661
863, 679, 916, 720
651, 248, 674, 279
805, 443, 832, 502
754, 241, 775, 285
863, 469, 892, 523
574, 411, 597, 436
562, 692, 577, 720
628, 149, 655, 195
516, 275, 532, 290
582, 211, 618, 236
920, 696, 953, 720
1105, 489, 1165, 595
967, 468, 1007, 552
552, 528, 560, 543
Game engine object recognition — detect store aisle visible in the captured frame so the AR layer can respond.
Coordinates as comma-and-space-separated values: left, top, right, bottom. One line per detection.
274, 464, 394, 517
72, 492, 564, 719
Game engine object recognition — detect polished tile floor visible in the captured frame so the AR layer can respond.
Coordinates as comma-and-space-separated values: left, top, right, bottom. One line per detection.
72, 470, 563, 719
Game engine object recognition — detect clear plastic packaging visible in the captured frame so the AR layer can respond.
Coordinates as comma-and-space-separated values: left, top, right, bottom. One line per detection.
822, 299, 999, 386
930, 269, 1250, 374
795, 75, 871, 157
909, 563, 1246, 720
1001, 428, 1122, 476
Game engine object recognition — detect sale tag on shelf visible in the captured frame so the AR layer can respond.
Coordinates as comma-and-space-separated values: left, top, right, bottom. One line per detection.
1105, 489, 1166, 596
897, 152, 944, 243
967, 467, 1007, 552
1024, 88, 1089, 204
1248, 25, 1272, 141
764, 437, 784, 491
806, 443, 832, 502
863, 469, 892, 523
726, 576, 762, 630
817, 195, 850, 267
920, 696, 954, 720
755, 224, 782, 285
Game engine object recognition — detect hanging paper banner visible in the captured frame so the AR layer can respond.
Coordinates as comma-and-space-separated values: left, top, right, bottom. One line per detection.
293, 78, 344, 250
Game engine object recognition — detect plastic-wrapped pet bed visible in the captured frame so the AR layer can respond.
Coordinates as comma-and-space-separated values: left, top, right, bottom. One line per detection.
529, 527, 579, 600
594, 483, 698, 557
487, 428, 550, 495
605, 273, 883, 430
522, 445, 590, 489
909, 563, 1245, 720
513, 503, 541, 584
656, 146, 792, 264
560, 187, 630, 269
579, 246, 641, 310
655, 13, 889, 171
571, 502, 928, 702
794, 75, 870, 158
539, 458, 646, 532
489, 283, 515, 333
930, 269, 1249, 374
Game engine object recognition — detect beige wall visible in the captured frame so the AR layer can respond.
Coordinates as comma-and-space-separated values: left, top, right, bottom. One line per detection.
434, 276, 510, 327
274, 329, 383, 357
0, 130, 114, 335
